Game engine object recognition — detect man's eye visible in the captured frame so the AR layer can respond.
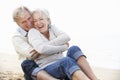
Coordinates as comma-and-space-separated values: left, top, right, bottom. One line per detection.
28, 17, 31, 20
34, 20, 37, 22
22, 21, 26, 24
40, 19, 43, 20
28, 16, 32, 20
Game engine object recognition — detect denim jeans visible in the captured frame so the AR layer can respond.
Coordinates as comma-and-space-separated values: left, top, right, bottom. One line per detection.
43, 57, 80, 79
22, 57, 80, 80
42, 45, 86, 79
67, 45, 86, 61
21, 45, 86, 80
21, 60, 38, 80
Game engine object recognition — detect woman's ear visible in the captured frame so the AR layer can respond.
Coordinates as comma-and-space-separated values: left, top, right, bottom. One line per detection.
47, 18, 51, 26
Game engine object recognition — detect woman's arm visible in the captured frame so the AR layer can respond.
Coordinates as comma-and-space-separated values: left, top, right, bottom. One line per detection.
28, 28, 68, 55
47, 26, 71, 46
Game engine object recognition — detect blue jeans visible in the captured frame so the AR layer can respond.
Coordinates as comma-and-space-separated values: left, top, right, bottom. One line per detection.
43, 57, 80, 79
22, 57, 80, 80
22, 45, 86, 80
67, 45, 86, 61
42, 45, 86, 79
21, 60, 38, 80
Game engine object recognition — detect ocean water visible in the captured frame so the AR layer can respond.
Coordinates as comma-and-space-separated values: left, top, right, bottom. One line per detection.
70, 34, 120, 70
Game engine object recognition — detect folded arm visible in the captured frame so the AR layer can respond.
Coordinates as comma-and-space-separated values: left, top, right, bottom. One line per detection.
28, 28, 70, 55
46, 26, 71, 46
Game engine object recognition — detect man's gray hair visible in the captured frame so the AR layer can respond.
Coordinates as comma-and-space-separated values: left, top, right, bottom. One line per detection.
13, 6, 31, 22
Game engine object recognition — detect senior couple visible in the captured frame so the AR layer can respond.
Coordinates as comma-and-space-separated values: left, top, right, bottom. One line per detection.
12, 6, 99, 80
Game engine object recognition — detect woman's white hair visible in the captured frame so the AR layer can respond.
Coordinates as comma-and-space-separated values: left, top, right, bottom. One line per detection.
32, 9, 51, 25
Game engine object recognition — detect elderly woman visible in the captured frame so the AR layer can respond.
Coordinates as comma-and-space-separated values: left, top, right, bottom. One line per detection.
23, 9, 98, 80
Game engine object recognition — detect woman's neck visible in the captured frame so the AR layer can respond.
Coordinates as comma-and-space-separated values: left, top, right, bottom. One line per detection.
43, 31, 50, 40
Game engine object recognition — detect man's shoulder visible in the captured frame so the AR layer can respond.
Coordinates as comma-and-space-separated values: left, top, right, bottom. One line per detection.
12, 31, 21, 37
12, 31, 26, 39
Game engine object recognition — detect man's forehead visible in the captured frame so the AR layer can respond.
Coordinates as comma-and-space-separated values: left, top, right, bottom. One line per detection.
20, 10, 30, 18
19, 13, 31, 21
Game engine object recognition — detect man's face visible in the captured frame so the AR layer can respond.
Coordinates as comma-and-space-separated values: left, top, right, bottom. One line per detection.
17, 10, 33, 31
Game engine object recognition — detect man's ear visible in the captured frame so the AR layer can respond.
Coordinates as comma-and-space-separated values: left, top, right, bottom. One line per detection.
17, 22, 20, 26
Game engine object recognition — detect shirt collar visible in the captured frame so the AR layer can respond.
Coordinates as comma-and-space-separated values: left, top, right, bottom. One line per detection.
17, 27, 28, 37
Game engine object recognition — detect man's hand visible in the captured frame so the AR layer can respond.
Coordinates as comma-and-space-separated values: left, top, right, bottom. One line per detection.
30, 49, 40, 60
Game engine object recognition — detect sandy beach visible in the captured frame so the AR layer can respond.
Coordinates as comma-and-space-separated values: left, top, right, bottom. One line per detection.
0, 53, 24, 80
0, 53, 120, 80
93, 67, 120, 80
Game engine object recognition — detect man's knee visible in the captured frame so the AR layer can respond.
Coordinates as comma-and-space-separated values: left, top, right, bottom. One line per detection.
21, 60, 33, 67
21, 60, 38, 76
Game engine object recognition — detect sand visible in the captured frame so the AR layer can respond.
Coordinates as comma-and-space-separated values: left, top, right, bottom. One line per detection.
93, 67, 120, 80
0, 53, 24, 80
0, 53, 120, 80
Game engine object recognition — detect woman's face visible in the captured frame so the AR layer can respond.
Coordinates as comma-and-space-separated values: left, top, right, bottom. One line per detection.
33, 12, 49, 34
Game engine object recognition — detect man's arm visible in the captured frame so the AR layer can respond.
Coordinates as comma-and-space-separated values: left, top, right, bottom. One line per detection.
12, 33, 39, 60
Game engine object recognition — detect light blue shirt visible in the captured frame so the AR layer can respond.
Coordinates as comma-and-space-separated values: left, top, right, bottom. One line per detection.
17, 27, 28, 37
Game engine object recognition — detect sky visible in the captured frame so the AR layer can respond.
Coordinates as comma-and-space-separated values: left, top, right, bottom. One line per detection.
0, 0, 120, 69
